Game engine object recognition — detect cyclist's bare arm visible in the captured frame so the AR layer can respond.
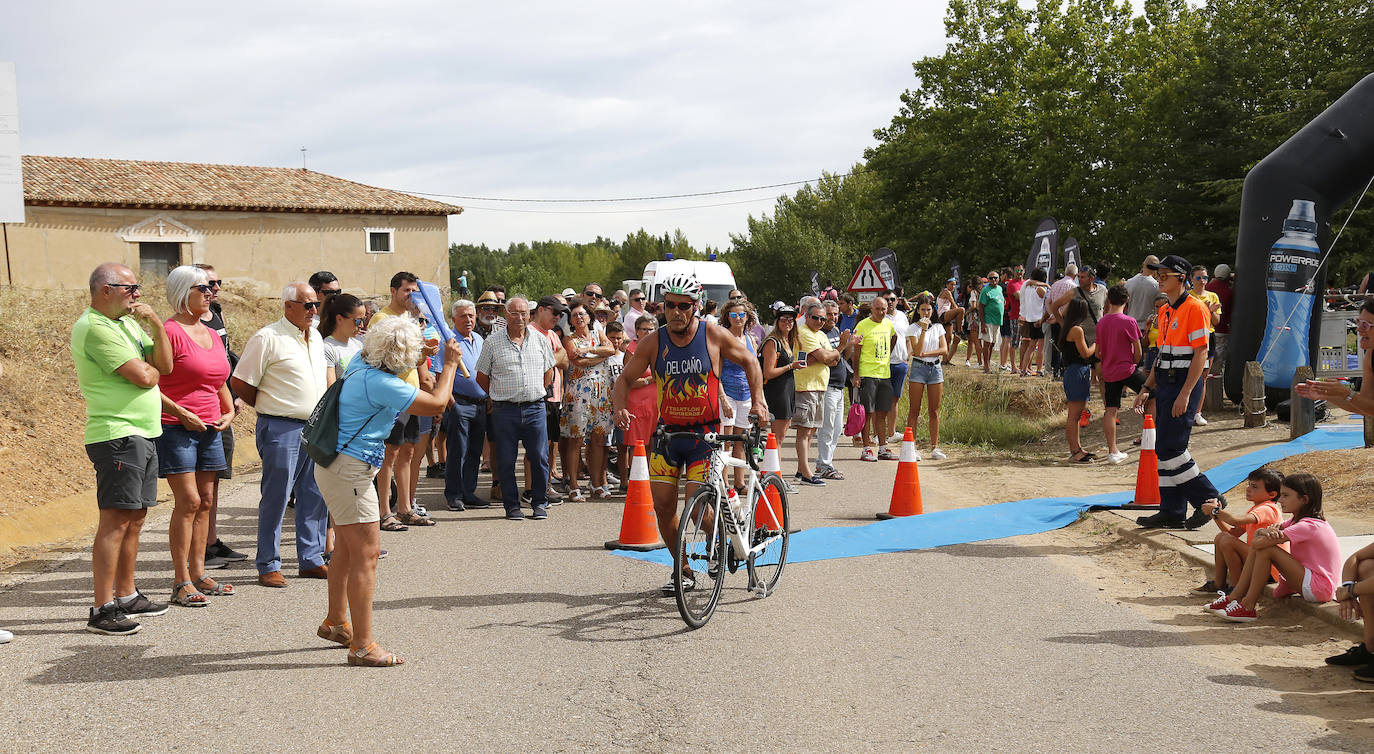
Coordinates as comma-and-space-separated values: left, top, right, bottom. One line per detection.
613, 330, 658, 429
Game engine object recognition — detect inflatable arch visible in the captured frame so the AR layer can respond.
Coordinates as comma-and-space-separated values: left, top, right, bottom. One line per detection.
1224, 73, 1374, 403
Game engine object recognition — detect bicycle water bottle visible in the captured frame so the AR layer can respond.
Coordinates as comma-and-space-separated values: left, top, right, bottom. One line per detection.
724, 486, 748, 559
1258, 199, 1321, 388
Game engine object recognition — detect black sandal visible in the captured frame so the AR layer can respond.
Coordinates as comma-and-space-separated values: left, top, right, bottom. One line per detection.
380, 515, 409, 532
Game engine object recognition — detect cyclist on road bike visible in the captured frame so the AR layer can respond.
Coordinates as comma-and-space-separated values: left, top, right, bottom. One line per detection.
612, 273, 768, 595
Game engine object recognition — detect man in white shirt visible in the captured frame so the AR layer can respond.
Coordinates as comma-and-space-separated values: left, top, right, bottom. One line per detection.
230, 282, 329, 588
622, 289, 649, 338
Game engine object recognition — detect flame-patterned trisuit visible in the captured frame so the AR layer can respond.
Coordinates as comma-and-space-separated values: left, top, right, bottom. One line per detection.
648, 323, 720, 485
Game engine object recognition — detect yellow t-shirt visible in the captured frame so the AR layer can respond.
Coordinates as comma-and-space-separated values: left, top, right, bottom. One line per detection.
853, 317, 894, 379
1189, 290, 1221, 333
369, 306, 419, 388
794, 324, 830, 392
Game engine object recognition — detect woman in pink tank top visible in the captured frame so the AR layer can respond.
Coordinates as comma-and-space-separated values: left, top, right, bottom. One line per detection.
156, 266, 236, 608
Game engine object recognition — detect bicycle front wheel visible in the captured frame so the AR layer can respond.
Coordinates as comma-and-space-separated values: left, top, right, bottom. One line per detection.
675, 486, 726, 629
746, 475, 790, 595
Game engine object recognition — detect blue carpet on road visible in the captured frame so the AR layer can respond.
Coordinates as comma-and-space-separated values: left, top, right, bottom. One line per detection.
613, 424, 1364, 566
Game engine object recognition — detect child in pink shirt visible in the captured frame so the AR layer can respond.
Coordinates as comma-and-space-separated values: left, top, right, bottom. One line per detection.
1209, 473, 1341, 622
1194, 467, 1284, 596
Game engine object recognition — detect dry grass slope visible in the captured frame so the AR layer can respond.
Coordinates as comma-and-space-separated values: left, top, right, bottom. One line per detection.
0, 284, 284, 518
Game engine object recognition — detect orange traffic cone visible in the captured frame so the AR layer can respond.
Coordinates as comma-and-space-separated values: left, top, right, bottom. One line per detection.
756, 432, 785, 530
877, 427, 923, 519
604, 441, 664, 551
1123, 414, 1161, 509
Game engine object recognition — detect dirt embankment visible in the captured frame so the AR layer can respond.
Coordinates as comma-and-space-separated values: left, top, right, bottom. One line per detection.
0, 285, 289, 561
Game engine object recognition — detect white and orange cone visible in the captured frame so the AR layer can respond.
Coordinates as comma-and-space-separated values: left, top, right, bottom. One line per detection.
1123, 414, 1161, 509
604, 441, 664, 551
877, 427, 924, 519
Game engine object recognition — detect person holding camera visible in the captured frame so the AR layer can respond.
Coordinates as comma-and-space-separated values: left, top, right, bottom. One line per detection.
793, 300, 842, 487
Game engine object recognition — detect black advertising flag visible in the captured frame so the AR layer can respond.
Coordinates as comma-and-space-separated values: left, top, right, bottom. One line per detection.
1026, 218, 1058, 282
1062, 237, 1081, 272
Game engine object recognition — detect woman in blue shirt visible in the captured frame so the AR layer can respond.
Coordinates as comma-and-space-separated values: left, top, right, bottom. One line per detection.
313, 315, 461, 667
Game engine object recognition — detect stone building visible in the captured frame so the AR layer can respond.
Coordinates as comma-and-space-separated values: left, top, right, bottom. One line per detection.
2, 155, 462, 293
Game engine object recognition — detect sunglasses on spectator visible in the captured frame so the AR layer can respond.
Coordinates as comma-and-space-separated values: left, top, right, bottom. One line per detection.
727, 312, 747, 320
293, 300, 322, 310
1194, 275, 1209, 281
191, 284, 213, 294
585, 291, 604, 299
807, 314, 824, 322
206, 280, 222, 289
107, 282, 141, 294
352, 317, 365, 327
663, 301, 695, 311
1358, 320, 1374, 331
631, 296, 644, 302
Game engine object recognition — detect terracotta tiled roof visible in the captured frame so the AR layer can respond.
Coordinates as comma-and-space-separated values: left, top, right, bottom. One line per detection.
21, 155, 462, 216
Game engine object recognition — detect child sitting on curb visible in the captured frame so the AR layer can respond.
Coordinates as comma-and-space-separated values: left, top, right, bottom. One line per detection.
1193, 467, 1284, 596
1324, 541, 1374, 682
1206, 473, 1341, 622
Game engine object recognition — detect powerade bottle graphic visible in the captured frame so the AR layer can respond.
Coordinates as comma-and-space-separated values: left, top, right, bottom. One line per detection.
1035, 237, 1051, 278
1258, 199, 1321, 388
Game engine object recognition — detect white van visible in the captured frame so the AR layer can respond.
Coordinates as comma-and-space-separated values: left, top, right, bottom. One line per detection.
623, 257, 737, 307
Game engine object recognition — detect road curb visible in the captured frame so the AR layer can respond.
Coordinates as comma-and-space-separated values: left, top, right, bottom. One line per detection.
1087, 508, 1361, 639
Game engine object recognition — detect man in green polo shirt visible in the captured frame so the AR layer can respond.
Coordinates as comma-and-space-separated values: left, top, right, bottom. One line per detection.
71, 263, 173, 635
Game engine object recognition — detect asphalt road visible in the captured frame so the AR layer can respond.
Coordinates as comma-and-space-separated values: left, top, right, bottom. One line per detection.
0, 449, 1363, 752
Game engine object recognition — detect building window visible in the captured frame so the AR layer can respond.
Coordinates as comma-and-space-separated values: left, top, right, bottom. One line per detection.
139, 241, 182, 279
365, 228, 394, 254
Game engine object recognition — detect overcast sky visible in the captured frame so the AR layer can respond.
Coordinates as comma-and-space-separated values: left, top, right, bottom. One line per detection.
2, 1, 950, 250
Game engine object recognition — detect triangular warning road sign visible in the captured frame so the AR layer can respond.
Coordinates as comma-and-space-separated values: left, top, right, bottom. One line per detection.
847, 255, 886, 293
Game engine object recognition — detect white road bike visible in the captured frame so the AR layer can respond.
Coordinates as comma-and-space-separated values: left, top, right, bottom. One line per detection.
658, 423, 791, 629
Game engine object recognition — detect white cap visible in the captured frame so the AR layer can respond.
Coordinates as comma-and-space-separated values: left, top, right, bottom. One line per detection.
561, 287, 576, 297
1213, 263, 1231, 279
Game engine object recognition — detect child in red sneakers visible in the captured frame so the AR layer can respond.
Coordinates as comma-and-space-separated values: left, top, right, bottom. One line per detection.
1193, 467, 1284, 596
1210, 473, 1341, 622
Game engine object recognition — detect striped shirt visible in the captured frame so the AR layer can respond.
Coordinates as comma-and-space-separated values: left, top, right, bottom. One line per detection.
1155, 293, 1210, 371
476, 325, 554, 402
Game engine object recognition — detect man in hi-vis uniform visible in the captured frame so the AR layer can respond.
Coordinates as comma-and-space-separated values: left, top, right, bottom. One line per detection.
1133, 255, 1222, 530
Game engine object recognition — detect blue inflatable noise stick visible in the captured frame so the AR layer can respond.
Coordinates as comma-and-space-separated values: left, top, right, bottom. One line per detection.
409, 282, 454, 370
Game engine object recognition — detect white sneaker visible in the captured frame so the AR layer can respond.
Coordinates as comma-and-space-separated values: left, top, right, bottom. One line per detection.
929, 448, 947, 460
964, 360, 971, 367
1194, 414, 1208, 426
1106, 451, 1129, 465
0, 628, 10, 643
887, 433, 903, 444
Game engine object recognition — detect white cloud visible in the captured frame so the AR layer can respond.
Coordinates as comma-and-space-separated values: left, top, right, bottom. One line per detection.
4, 0, 951, 248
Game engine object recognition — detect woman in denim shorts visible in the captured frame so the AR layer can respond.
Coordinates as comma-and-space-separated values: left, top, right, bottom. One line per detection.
905, 297, 950, 461
1058, 297, 1098, 463
156, 266, 236, 607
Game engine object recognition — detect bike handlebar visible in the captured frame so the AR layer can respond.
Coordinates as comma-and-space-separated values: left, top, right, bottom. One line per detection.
655, 416, 767, 472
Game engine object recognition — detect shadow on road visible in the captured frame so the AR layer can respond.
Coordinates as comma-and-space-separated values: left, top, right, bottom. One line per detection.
27, 644, 341, 685
372, 588, 754, 643
1220, 665, 1374, 750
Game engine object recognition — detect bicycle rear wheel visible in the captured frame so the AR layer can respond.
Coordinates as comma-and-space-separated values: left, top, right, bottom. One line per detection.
746, 475, 790, 595
675, 486, 726, 629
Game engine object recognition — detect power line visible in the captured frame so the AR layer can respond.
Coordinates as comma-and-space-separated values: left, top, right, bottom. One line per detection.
405, 172, 857, 204
456, 196, 780, 215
